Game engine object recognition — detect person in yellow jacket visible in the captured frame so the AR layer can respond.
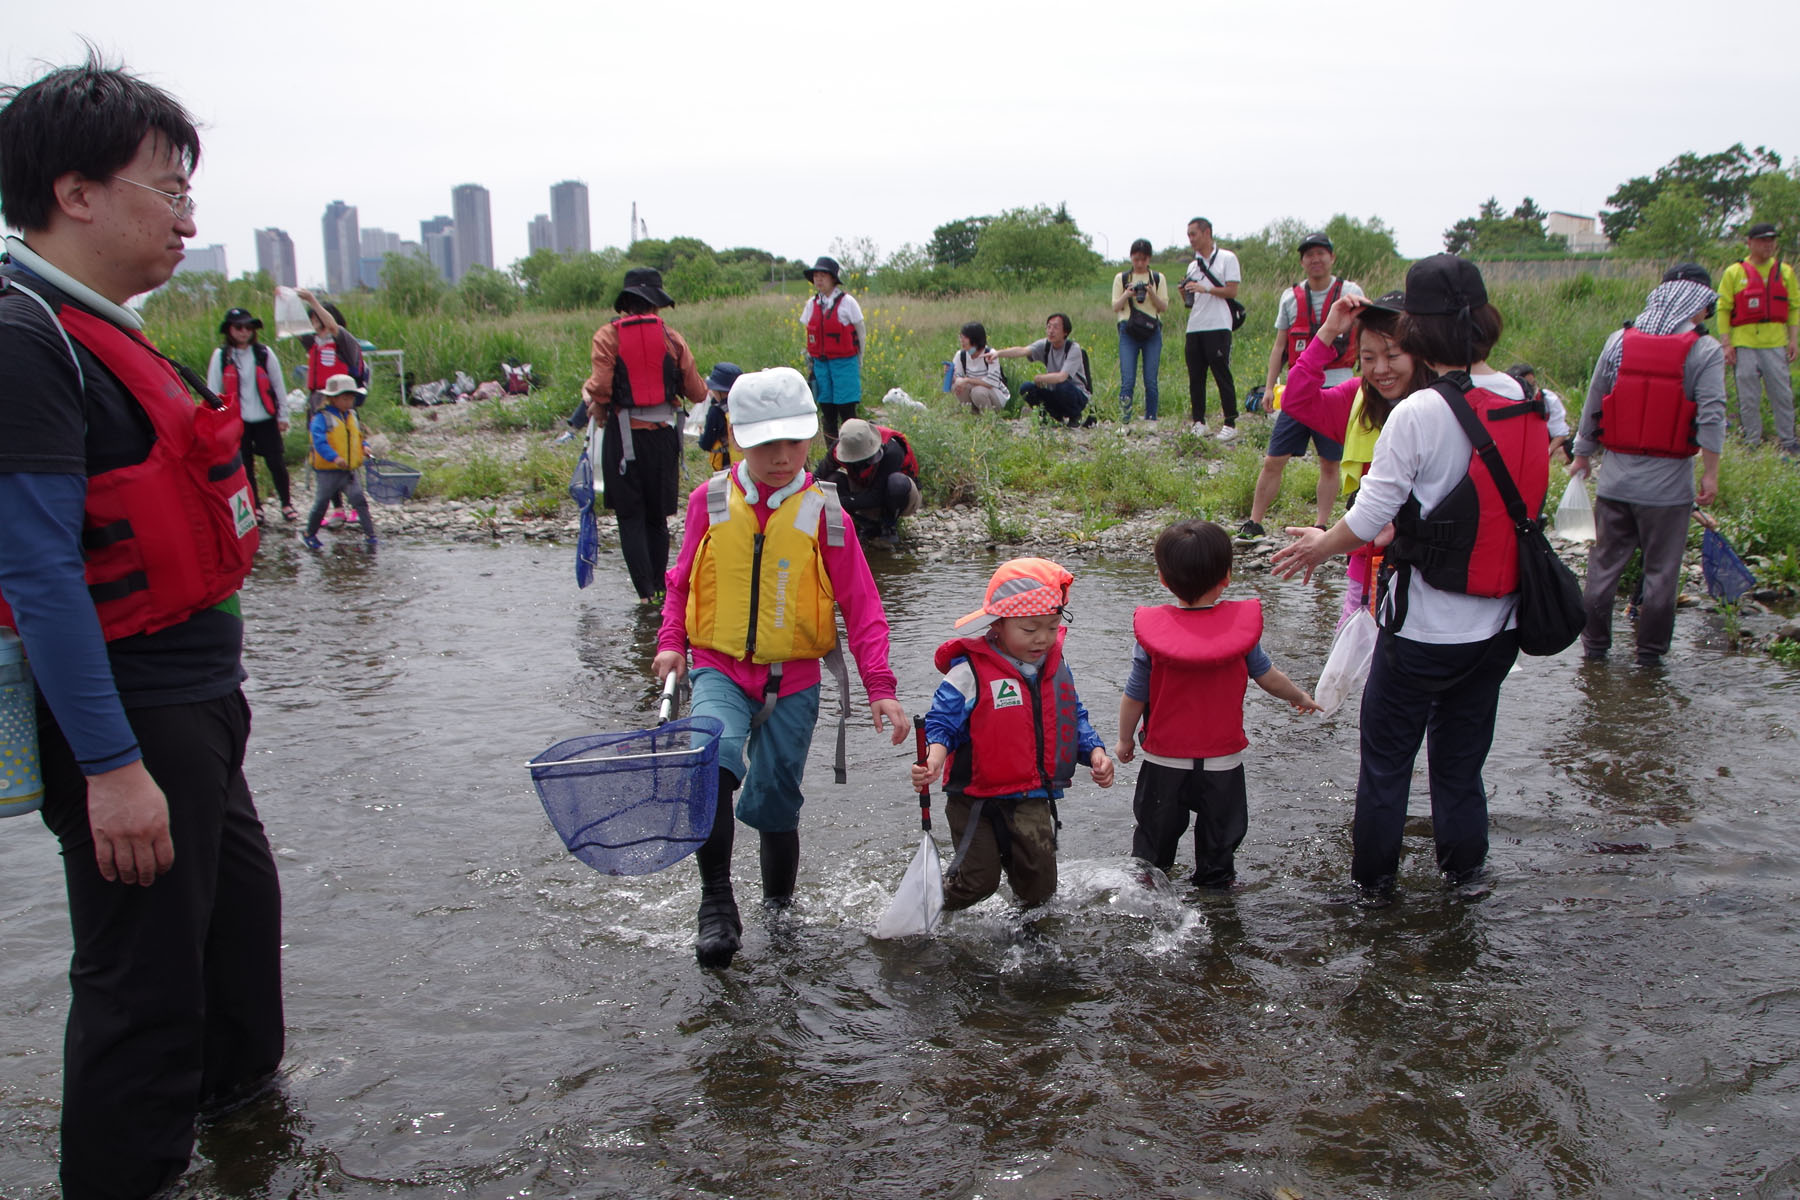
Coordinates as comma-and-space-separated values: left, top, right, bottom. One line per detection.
1718, 221, 1800, 452
301, 374, 377, 549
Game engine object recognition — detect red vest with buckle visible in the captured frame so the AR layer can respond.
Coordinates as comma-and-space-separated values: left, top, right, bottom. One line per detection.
610, 314, 682, 407
1286, 280, 1356, 369
806, 292, 860, 359
1731, 260, 1790, 326
221, 344, 281, 418
1133, 600, 1264, 759
1597, 329, 1700, 459
934, 629, 1078, 798
0, 300, 259, 641
1388, 384, 1548, 598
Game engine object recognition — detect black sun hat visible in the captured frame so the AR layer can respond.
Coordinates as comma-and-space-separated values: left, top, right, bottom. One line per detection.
614, 267, 674, 310
219, 307, 262, 332
807, 256, 842, 283
1401, 254, 1488, 316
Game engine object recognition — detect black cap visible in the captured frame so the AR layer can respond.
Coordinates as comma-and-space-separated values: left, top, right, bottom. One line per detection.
1505, 362, 1536, 378
1365, 289, 1407, 313
219, 307, 262, 332
614, 267, 674, 310
1746, 221, 1778, 239
1661, 262, 1714, 288
1297, 232, 1333, 255
1401, 254, 1488, 316
807, 256, 842, 282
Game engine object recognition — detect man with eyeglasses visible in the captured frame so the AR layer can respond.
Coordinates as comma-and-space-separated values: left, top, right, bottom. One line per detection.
0, 57, 282, 1200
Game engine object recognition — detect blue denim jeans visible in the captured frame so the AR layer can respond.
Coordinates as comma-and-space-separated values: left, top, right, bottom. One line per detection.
1117, 323, 1161, 421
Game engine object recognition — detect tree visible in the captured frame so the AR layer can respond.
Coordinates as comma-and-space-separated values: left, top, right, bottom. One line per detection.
457, 264, 520, 316
380, 251, 447, 316
1616, 187, 1711, 262
511, 249, 561, 300
1601, 144, 1783, 243
537, 252, 619, 311
1442, 196, 1565, 256
827, 236, 881, 289
1746, 165, 1800, 259
1321, 214, 1401, 281
928, 216, 990, 267
970, 205, 1101, 288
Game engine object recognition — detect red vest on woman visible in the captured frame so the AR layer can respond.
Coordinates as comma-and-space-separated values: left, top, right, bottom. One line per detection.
1732, 261, 1790, 326
1286, 280, 1355, 369
806, 292, 860, 360
1597, 329, 1700, 458
1389, 383, 1548, 598
1133, 600, 1263, 759
221, 344, 281, 417
0, 298, 258, 640
610, 314, 682, 406
934, 629, 1078, 798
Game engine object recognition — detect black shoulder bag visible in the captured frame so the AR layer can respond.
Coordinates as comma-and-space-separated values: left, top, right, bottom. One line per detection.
1122, 270, 1162, 342
1431, 374, 1585, 656
1193, 253, 1248, 331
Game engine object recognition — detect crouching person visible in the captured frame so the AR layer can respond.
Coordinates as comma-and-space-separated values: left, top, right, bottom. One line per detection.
911, 559, 1114, 912
654, 367, 909, 968
816, 418, 921, 548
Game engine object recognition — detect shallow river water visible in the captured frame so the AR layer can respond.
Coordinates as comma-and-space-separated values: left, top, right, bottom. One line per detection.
3, 534, 1798, 1199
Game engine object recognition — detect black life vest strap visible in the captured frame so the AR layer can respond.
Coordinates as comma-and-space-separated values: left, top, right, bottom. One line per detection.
88, 571, 148, 605
82, 519, 134, 551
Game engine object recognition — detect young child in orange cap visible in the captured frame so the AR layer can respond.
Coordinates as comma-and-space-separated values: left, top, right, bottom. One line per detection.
910, 557, 1114, 911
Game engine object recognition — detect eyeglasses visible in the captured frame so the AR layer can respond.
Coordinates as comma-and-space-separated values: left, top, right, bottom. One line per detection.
110, 176, 197, 220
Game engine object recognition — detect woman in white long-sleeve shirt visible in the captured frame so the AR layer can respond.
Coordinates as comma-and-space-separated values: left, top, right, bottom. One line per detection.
205, 307, 293, 522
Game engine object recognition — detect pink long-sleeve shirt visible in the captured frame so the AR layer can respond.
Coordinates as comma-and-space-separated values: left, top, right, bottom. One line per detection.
1278, 335, 1361, 443
659, 467, 898, 704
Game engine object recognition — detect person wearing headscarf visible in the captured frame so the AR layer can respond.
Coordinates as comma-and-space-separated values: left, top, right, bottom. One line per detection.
1571, 264, 1727, 667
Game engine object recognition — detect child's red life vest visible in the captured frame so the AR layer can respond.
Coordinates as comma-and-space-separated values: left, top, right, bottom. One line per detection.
610, 314, 683, 407
1731, 260, 1790, 327
1597, 329, 1701, 459
1388, 384, 1548, 599
0, 290, 258, 640
1286, 279, 1356, 369
806, 292, 860, 360
1132, 600, 1263, 759
934, 629, 1079, 798
220, 344, 281, 417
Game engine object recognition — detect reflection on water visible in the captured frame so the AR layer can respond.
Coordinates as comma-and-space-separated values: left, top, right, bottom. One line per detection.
2, 535, 1798, 1198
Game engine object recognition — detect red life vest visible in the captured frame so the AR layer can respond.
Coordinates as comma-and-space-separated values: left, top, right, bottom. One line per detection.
933, 629, 1079, 798
836, 426, 919, 481
307, 333, 366, 390
1597, 329, 1700, 459
1388, 383, 1548, 599
1731, 260, 1790, 326
220, 344, 281, 418
1286, 280, 1356, 369
610, 314, 682, 407
0, 297, 259, 641
1133, 600, 1263, 758
806, 292, 860, 360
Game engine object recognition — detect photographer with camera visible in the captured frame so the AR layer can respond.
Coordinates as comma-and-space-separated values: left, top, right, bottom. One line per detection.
1111, 238, 1168, 425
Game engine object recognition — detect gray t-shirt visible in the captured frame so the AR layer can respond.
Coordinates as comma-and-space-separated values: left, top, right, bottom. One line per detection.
1573, 328, 1726, 506
1027, 338, 1091, 397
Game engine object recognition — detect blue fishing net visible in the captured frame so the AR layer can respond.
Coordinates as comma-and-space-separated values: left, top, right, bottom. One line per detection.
1702, 527, 1755, 604
570, 445, 598, 588
530, 716, 722, 876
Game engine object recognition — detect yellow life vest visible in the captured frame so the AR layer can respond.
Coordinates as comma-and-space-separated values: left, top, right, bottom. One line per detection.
310, 407, 365, 471
687, 470, 845, 663
1341, 387, 1381, 495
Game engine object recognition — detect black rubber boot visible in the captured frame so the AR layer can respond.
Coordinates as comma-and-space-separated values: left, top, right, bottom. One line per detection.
759, 829, 800, 908
695, 772, 741, 968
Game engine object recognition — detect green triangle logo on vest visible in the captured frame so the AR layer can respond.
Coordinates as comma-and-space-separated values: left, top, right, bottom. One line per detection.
231, 487, 257, 537
990, 678, 1024, 709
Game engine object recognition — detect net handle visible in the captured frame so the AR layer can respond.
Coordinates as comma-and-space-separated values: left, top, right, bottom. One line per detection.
525, 744, 707, 769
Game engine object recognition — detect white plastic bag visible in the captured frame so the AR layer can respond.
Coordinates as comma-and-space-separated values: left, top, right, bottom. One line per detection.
1553, 471, 1596, 543
273, 287, 310, 339
1315, 609, 1378, 717
873, 833, 943, 939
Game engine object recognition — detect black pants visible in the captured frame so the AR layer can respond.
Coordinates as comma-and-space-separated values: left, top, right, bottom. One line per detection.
1130, 761, 1248, 886
1185, 329, 1238, 425
1352, 628, 1518, 886
39, 690, 284, 1200
601, 420, 681, 600
1020, 380, 1088, 425
240, 418, 291, 510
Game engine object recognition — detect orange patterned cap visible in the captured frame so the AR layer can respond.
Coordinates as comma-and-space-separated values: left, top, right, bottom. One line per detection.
954, 557, 1074, 627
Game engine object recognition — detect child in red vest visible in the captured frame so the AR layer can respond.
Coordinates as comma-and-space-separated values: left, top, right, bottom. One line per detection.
1118, 520, 1318, 886
911, 558, 1114, 911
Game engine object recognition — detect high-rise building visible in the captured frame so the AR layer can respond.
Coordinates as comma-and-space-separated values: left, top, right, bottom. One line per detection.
451, 184, 493, 278
321, 200, 359, 293
174, 243, 229, 277
528, 214, 554, 254
254, 227, 297, 287
360, 228, 403, 258
550, 180, 591, 255
421, 215, 456, 283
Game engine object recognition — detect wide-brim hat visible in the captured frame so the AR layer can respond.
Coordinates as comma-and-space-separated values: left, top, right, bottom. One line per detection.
1401, 254, 1488, 315
807, 256, 842, 283
1297, 232, 1334, 255
834, 418, 880, 464
321, 374, 366, 397
727, 366, 819, 448
615, 267, 674, 310
955, 557, 1074, 628
220, 307, 262, 332
1746, 221, 1778, 239
705, 362, 743, 394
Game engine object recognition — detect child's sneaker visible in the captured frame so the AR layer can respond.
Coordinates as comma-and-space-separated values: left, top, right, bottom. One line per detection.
323, 509, 347, 530
298, 532, 323, 551
364, 537, 379, 551
1236, 519, 1266, 540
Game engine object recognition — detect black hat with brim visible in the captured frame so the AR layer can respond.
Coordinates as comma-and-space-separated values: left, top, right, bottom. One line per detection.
1746, 222, 1778, 239
1401, 254, 1487, 316
807, 256, 842, 282
614, 267, 675, 310
1364, 289, 1407, 313
1661, 262, 1714, 288
220, 307, 262, 332
1297, 232, 1333, 255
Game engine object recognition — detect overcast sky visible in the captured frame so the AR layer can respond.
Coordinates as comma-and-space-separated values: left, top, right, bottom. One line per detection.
8, 1, 1797, 290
